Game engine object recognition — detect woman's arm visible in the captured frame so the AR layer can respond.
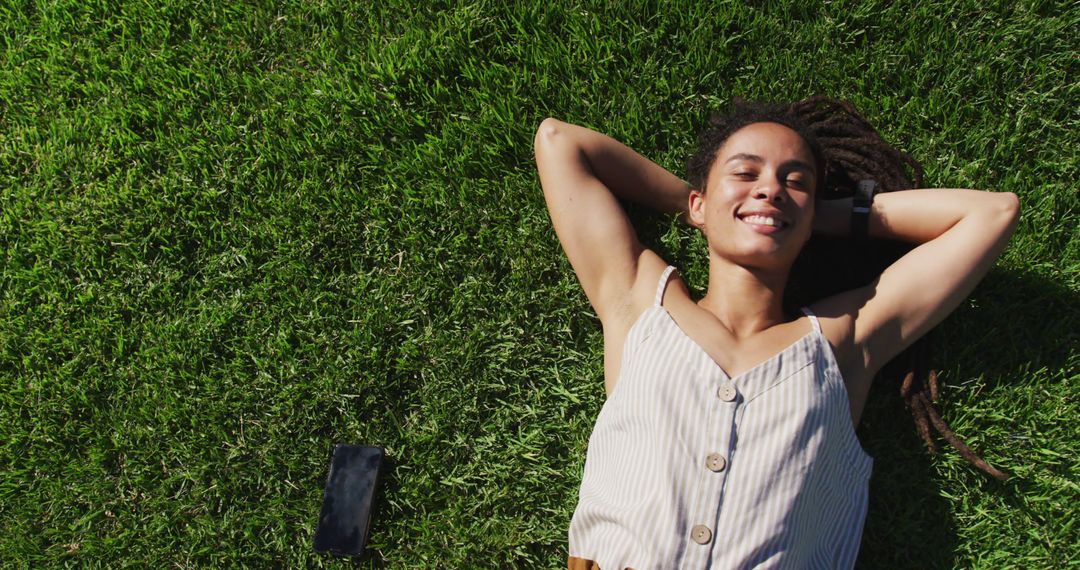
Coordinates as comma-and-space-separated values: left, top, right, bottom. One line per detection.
816, 188, 1020, 376
815, 190, 1018, 243
534, 118, 691, 321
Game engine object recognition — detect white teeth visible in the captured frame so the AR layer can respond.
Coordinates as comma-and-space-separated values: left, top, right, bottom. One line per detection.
742, 215, 785, 227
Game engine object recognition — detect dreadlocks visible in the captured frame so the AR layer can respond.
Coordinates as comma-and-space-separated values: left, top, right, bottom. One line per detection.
686, 96, 1008, 481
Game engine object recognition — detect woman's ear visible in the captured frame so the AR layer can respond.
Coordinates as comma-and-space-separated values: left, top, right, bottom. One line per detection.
688, 188, 707, 232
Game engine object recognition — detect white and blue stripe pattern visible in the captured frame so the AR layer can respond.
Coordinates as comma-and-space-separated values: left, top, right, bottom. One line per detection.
568, 265, 873, 569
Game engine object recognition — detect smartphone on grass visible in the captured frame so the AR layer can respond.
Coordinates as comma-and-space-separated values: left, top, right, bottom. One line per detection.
313, 444, 385, 557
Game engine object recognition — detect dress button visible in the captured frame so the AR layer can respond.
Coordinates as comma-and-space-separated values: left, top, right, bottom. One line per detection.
705, 452, 727, 472
690, 524, 713, 544
717, 383, 737, 402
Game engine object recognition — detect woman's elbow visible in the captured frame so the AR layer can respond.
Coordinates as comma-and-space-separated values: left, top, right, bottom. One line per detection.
996, 191, 1020, 225
1002, 191, 1020, 214
984, 191, 1020, 237
534, 117, 563, 148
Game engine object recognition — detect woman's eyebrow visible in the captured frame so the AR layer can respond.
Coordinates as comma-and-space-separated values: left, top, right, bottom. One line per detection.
725, 154, 814, 174
724, 153, 762, 164
781, 159, 815, 173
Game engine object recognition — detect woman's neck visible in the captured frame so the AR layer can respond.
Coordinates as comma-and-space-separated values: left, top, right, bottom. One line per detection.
698, 256, 791, 340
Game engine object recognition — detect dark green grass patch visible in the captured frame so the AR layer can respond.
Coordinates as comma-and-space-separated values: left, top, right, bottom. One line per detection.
1, 0, 1076, 567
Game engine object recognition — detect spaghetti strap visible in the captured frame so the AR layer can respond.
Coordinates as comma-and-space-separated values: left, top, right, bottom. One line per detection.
654, 266, 676, 307
800, 307, 822, 335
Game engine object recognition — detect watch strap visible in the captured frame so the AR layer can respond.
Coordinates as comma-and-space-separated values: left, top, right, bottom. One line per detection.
851, 180, 876, 240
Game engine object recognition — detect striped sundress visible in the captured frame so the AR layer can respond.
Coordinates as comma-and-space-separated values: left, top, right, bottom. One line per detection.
568, 265, 873, 569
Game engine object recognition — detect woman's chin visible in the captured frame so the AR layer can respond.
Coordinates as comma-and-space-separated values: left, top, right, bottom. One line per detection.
712, 241, 803, 270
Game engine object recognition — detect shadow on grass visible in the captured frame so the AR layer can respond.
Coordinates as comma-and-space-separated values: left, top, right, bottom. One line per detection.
859, 268, 1076, 569
856, 386, 958, 569
942, 267, 1077, 391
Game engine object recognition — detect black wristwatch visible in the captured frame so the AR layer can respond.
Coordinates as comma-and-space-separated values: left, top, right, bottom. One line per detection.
851, 180, 877, 241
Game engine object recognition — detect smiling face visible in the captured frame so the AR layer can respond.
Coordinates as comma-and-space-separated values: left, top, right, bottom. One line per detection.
688, 121, 818, 270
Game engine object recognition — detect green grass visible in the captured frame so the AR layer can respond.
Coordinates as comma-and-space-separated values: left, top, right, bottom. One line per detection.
1, 0, 1076, 567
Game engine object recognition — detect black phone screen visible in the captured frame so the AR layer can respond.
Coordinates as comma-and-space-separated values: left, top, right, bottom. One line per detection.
313, 444, 385, 556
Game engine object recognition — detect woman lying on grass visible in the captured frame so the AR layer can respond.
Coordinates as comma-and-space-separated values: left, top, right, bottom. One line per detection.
533, 97, 1019, 569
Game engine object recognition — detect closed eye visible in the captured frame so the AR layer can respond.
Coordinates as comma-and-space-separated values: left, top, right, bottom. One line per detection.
777, 161, 815, 193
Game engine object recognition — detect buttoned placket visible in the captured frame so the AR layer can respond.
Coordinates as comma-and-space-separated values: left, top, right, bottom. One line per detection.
682, 365, 740, 567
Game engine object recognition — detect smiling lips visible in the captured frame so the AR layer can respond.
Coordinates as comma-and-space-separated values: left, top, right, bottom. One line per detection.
737, 211, 790, 230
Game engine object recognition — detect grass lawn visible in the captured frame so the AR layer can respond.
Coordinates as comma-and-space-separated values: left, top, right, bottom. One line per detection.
1, 0, 1076, 567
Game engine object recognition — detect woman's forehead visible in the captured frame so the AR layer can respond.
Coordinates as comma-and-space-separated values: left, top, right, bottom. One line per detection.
717, 122, 814, 163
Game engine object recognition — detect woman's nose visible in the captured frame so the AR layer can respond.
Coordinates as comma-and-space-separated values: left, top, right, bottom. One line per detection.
753, 181, 785, 202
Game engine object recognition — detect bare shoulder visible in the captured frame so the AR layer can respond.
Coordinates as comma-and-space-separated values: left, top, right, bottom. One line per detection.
807, 293, 862, 363
601, 249, 673, 334
808, 289, 874, 420
600, 250, 673, 395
